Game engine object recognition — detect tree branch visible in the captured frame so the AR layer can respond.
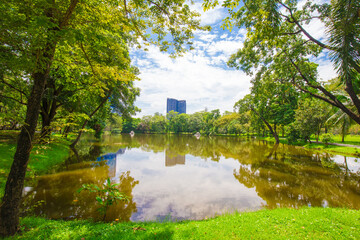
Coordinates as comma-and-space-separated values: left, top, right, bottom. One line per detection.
277, 1, 335, 51
289, 58, 360, 124
0, 94, 27, 105
279, 30, 301, 36
148, 0, 170, 15
79, 42, 97, 76
0, 79, 28, 97
59, 0, 79, 29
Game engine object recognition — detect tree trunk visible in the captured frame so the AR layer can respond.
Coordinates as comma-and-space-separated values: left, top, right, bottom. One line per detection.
40, 93, 59, 140
0, 0, 78, 235
40, 111, 51, 139
251, 107, 280, 144
0, 72, 48, 236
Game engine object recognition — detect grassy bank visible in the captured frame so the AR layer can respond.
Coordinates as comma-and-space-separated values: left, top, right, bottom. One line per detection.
257, 135, 360, 157
4, 208, 360, 240
0, 132, 70, 197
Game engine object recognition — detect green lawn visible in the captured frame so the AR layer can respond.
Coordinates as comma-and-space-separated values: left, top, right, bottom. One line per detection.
0, 133, 70, 197
5, 208, 360, 240
330, 134, 360, 146
257, 135, 360, 157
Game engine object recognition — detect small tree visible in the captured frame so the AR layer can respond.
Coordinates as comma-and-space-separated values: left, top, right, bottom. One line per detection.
294, 99, 330, 143
78, 178, 129, 221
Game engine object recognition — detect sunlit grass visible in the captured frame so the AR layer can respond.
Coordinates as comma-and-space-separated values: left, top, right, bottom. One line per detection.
4, 208, 360, 240
0, 132, 70, 198
258, 135, 360, 157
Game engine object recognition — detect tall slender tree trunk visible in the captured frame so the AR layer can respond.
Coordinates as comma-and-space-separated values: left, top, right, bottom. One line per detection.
40, 104, 58, 140
251, 107, 280, 144
0, 1, 78, 235
0, 71, 50, 236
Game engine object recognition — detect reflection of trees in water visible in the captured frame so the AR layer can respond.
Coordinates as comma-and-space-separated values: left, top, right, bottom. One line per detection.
122, 134, 360, 209
165, 149, 185, 166
24, 168, 138, 222
233, 147, 360, 209
57, 134, 360, 211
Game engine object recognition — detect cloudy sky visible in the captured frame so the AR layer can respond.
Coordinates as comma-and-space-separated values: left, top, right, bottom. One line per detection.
131, 1, 337, 117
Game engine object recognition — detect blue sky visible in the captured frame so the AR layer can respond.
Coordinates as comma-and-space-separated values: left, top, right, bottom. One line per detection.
131, 0, 337, 117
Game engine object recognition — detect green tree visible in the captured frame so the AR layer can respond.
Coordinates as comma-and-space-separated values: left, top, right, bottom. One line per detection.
105, 113, 123, 133
0, 0, 204, 235
235, 72, 298, 144
293, 98, 330, 143
150, 113, 167, 133
122, 118, 142, 133
188, 112, 204, 133
204, 0, 360, 125
215, 112, 242, 134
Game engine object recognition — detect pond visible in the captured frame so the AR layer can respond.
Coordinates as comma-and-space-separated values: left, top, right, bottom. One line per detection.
24, 134, 360, 222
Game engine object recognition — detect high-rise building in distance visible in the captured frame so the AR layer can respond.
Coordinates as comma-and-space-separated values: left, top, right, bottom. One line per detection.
167, 98, 186, 114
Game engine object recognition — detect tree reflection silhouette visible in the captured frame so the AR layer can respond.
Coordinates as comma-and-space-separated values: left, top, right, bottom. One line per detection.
24, 167, 138, 222
25, 134, 360, 220
233, 143, 360, 209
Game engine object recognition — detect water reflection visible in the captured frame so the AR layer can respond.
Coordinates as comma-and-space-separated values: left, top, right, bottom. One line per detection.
165, 149, 185, 167
24, 157, 138, 221
24, 134, 360, 221
96, 148, 126, 177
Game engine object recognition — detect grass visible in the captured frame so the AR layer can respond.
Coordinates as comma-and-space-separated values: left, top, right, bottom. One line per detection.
3, 208, 359, 240
0, 132, 70, 197
330, 135, 360, 146
257, 135, 360, 157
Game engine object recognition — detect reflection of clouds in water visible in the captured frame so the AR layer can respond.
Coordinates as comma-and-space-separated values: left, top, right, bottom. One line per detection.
78, 135, 360, 221
115, 151, 264, 221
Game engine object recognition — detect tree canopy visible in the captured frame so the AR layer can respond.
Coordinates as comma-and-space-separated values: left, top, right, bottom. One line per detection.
0, 0, 205, 236
204, 0, 360, 125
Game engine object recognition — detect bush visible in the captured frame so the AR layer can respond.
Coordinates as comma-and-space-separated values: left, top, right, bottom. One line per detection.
321, 133, 333, 146
287, 125, 300, 144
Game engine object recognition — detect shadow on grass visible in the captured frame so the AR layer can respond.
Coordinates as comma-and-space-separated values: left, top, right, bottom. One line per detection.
12, 218, 178, 240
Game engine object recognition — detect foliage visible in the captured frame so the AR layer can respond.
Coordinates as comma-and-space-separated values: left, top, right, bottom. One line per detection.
78, 178, 129, 222
286, 125, 301, 144
204, 0, 360, 128
105, 114, 123, 133
0, 135, 70, 198
321, 133, 334, 146
293, 98, 330, 142
234, 70, 299, 143
122, 118, 142, 133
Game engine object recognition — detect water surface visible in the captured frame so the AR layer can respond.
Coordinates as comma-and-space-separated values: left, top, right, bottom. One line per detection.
24, 134, 360, 221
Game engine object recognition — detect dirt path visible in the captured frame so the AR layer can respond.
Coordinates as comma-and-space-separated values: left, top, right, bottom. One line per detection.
317, 141, 360, 148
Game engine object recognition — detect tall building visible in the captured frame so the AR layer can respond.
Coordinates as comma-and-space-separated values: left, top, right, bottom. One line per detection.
177, 100, 186, 114
167, 98, 186, 114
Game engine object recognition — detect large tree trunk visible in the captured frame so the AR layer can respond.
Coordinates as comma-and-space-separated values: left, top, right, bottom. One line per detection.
40, 85, 60, 140
40, 102, 58, 140
0, 72, 49, 236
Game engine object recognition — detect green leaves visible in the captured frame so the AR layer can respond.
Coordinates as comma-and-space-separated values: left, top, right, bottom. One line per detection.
78, 178, 129, 221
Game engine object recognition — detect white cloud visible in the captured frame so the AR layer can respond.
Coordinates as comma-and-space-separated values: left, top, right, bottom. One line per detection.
301, 18, 327, 42
316, 58, 338, 81
130, 0, 337, 118
192, 1, 227, 25
132, 42, 251, 117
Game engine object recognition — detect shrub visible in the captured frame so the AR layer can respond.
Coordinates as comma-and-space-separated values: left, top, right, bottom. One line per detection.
321, 133, 333, 146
